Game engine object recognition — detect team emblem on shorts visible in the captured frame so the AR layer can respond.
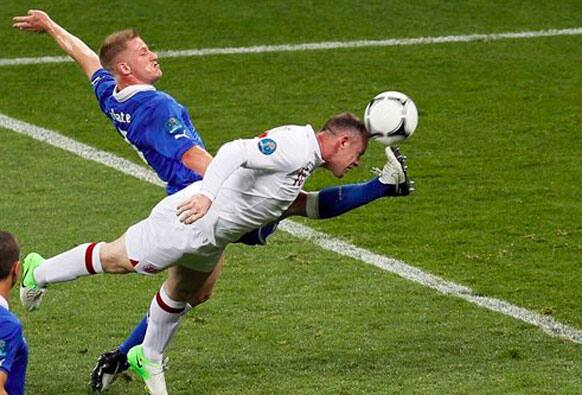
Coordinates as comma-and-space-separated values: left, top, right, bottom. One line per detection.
142, 264, 162, 274
258, 138, 277, 155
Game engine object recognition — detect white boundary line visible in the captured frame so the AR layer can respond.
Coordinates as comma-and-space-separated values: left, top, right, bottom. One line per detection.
2, 27, 582, 67
1, 112, 580, 344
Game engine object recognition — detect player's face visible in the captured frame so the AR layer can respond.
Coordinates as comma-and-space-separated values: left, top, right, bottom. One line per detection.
325, 134, 367, 178
120, 37, 162, 84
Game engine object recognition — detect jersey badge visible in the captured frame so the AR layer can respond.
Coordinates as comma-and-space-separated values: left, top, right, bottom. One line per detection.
258, 138, 277, 155
165, 117, 184, 134
165, 117, 190, 140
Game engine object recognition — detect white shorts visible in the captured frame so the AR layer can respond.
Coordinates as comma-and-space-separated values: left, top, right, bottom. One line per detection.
124, 183, 224, 274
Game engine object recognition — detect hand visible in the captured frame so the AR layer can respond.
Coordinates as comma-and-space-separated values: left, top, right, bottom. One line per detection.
176, 194, 212, 224
13, 10, 53, 33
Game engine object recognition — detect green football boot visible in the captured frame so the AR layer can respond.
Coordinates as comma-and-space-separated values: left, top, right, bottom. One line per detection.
127, 345, 168, 395
19, 252, 46, 311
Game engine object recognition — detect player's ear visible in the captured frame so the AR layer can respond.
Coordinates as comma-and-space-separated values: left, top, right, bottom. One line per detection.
11, 260, 21, 287
117, 61, 131, 76
338, 134, 350, 150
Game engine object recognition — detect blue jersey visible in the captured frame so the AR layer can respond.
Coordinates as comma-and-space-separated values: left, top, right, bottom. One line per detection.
91, 69, 205, 195
0, 303, 28, 395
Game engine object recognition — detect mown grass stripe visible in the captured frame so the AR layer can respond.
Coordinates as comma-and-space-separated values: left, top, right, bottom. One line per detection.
1, 111, 580, 344
1, 27, 581, 66
280, 221, 582, 344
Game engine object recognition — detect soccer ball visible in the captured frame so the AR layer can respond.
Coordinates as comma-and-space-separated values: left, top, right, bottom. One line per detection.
364, 91, 418, 146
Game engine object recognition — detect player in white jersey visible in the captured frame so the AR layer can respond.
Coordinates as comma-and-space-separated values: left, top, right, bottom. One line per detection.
13, 12, 413, 391
19, 113, 409, 394
121, 123, 325, 278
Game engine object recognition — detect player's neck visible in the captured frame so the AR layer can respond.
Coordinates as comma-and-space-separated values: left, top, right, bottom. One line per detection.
116, 75, 153, 91
316, 132, 337, 162
0, 282, 11, 307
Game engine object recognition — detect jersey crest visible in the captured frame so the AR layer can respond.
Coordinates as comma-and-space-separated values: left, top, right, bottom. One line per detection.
165, 117, 191, 140
258, 138, 277, 155
165, 117, 184, 134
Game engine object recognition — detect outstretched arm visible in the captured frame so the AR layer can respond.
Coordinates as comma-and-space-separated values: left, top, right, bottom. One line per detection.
13, 9, 101, 79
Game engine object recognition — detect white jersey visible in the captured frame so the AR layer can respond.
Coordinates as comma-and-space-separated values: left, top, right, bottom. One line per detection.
125, 124, 324, 274
200, 124, 324, 245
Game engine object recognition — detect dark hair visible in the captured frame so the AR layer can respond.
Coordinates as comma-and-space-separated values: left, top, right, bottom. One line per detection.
0, 231, 20, 280
322, 112, 368, 139
99, 29, 140, 71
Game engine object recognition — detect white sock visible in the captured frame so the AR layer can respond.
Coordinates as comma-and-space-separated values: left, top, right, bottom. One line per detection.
142, 285, 187, 362
34, 242, 104, 287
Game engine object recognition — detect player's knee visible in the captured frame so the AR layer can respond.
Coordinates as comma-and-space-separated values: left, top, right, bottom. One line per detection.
99, 242, 134, 274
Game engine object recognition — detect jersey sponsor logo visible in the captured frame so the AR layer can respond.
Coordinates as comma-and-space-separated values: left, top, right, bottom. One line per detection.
258, 138, 277, 155
165, 117, 190, 140
109, 109, 132, 124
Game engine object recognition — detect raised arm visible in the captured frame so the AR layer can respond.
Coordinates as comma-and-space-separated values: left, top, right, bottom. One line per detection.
13, 9, 101, 79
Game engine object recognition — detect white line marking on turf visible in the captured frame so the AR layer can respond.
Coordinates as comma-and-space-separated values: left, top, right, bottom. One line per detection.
1, 27, 582, 66
1, 112, 581, 344
279, 221, 582, 343
0, 113, 164, 187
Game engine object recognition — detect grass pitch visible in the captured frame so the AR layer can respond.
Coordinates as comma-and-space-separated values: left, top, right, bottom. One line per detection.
1, 1, 581, 393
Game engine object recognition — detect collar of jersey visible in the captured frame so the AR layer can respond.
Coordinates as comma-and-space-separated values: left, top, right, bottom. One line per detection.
113, 84, 156, 102
0, 295, 8, 310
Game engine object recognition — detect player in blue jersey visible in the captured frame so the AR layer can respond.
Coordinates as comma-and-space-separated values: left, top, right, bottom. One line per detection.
14, 10, 414, 393
0, 232, 28, 395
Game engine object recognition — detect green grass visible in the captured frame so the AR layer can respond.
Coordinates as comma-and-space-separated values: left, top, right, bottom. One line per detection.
1, 1, 581, 393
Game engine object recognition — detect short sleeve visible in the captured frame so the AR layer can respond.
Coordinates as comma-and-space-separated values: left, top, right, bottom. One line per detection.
242, 127, 307, 172
0, 322, 23, 375
90, 69, 117, 114
140, 99, 198, 160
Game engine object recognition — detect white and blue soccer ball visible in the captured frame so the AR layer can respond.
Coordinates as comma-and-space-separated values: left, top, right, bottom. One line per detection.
364, 91, 418, 146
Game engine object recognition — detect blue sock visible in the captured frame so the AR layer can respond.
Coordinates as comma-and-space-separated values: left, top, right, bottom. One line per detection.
234, 222, 279, 246
118, 315, 148, 355
318, 177, 394, 219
